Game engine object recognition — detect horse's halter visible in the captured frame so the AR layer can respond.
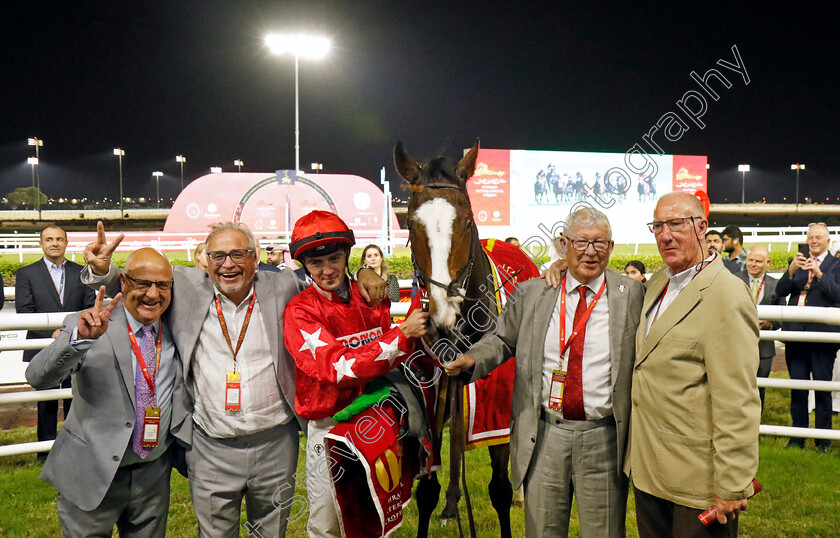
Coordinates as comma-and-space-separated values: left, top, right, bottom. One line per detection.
408, 182, 478, 301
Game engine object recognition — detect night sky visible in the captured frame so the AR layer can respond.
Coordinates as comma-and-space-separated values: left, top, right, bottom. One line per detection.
2, 2, 837, 204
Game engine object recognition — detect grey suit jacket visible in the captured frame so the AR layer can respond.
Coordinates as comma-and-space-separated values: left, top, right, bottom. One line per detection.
467, 270, 644, 489
25, 304, 189, 511
81, 263, 308, 442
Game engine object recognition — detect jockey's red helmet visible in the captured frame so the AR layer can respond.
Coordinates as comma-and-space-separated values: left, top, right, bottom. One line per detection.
290, 210, 355, 260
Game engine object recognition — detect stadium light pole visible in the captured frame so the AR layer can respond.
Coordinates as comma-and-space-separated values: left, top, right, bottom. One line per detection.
737, 164, 750, 204
791, 163, 805, 206
210, 166, 222, 174
114, 148, 125, 218
28, 138, 44, 204
234, 159, 244, 172
264, 33, 331, 173
152, 171, 163, 208
27, 157, 40, 217
176, 154, 186, 192
311, 162, 323, 174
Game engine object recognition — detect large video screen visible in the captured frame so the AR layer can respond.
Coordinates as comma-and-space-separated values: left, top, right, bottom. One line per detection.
467, 148, 707, 244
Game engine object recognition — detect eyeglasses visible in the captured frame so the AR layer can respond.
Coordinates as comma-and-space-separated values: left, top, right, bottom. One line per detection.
206, 249, 254, 266
647, 216, 701, 234
123, 274, 174, 292
569, 239, 611, 252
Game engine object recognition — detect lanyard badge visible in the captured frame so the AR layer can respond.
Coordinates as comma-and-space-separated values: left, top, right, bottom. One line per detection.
548, 369, 567, 411
215, 294, 256, 412
142, 407, 161, 447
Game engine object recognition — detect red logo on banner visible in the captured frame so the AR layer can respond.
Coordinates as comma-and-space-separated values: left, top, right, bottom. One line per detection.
468, 149, 511, 226
672, 155, 708, 194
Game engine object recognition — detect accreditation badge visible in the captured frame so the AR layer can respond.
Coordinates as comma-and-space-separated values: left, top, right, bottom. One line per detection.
225, 371, 241, 411
548, 369, 567, 411
142, 407, 161, 448
797, 292, 807, 307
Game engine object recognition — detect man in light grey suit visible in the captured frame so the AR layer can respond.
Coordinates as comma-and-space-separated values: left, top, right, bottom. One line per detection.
26, 248, 188, 537
82, 221, 387, 537
446, 207, 644, 537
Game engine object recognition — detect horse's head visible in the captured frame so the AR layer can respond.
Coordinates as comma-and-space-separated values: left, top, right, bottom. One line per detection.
395, 139, 480, 331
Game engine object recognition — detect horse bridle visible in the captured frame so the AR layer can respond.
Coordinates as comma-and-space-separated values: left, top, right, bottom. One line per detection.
408, 182, 478, 301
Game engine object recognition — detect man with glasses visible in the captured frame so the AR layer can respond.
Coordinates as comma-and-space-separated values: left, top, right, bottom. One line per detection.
445, 207, 644, 537
81, 221, 387, 537
776, 222, 840, 451
27, 248, 189, 536
632, 192, 760, 536
16, 225, 96, 461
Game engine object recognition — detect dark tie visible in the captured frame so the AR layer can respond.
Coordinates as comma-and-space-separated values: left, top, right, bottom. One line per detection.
563, 286, 587, 420
132, 325, 157, 458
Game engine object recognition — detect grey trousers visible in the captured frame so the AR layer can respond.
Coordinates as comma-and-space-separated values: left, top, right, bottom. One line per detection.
187, 421, 299, 538
57, 451, 172, 538
524, 410, 628, 537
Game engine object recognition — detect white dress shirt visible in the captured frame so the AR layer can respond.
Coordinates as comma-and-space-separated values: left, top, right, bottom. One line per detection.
191, 286, 293, 438
645, 253, 715, 335
542, 271, 612, 419
43, 257, 66, 305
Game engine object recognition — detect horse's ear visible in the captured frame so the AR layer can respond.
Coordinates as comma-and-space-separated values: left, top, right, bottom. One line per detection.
457, 138, 480, 183
394, 141, 421, 184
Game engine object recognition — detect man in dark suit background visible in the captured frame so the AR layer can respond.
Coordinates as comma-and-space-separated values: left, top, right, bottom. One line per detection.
776, 222, 840, 451
16, 225, 96, 461
738, 245, 785, 411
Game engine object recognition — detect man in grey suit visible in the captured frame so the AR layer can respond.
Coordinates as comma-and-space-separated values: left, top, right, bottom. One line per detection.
82, 221, 387, 537
26, 248, 189, 537
446, 207, 644, 537
738, 245, 784, 411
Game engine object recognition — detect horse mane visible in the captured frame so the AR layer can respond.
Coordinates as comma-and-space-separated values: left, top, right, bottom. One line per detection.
414, 157, 465, 189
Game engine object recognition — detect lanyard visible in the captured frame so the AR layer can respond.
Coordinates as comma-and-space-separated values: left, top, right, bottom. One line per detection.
559, 274, 606, 360
215, 293, 256, 371
126, 321, 162, 397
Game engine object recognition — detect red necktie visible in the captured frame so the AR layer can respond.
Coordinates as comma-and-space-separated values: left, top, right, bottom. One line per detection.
563, 286, 587, 420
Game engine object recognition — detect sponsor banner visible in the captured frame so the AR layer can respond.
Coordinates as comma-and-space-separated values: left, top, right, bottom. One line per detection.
672, 154, 708, 193
468, 149, 511, 226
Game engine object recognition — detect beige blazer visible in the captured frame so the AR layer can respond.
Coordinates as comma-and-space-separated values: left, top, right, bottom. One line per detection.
468, 270, 644, 489
631, 256, 760, 509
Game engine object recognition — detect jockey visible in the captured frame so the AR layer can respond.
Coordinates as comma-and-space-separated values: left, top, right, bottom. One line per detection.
282, 210, 428, 537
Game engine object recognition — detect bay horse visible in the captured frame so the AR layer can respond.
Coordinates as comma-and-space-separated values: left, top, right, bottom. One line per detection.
395, 140, 537, 538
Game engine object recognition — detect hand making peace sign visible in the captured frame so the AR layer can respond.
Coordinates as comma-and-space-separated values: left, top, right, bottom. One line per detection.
83, 221, 125, 276
76, 286, 123, 340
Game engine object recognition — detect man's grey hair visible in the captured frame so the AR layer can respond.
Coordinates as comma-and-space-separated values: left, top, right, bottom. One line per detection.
563, 205, 612, 240
206, 222, 257, 251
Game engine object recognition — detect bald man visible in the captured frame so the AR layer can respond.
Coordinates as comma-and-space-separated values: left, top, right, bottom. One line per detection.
776, 222, 840, 451
26, 249, 189, 537
738, 246, 785, 411
632, 192, 760, 537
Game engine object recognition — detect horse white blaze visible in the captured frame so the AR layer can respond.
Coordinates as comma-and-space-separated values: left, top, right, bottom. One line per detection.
414, 198, 459, 329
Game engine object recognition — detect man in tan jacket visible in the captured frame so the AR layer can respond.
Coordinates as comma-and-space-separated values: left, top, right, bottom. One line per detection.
632, 192, 760, 536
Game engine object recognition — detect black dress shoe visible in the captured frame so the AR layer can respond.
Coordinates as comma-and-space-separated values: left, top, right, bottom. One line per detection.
816, 446, 830, 453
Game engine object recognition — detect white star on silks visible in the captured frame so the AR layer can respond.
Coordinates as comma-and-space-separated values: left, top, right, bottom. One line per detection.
334, 357, 357, 383
299, 328, 327, 359
374, 337, 406, 366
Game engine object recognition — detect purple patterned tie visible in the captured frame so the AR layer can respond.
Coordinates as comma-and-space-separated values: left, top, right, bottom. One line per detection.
132, 325, 157, 458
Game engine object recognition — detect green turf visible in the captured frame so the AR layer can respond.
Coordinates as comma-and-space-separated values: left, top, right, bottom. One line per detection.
2, 370, 839, 536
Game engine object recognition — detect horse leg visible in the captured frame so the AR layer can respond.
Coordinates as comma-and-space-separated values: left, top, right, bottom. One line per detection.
439, 377, 464, 523
488, 443, 513, 538
415, 472, 441, 538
